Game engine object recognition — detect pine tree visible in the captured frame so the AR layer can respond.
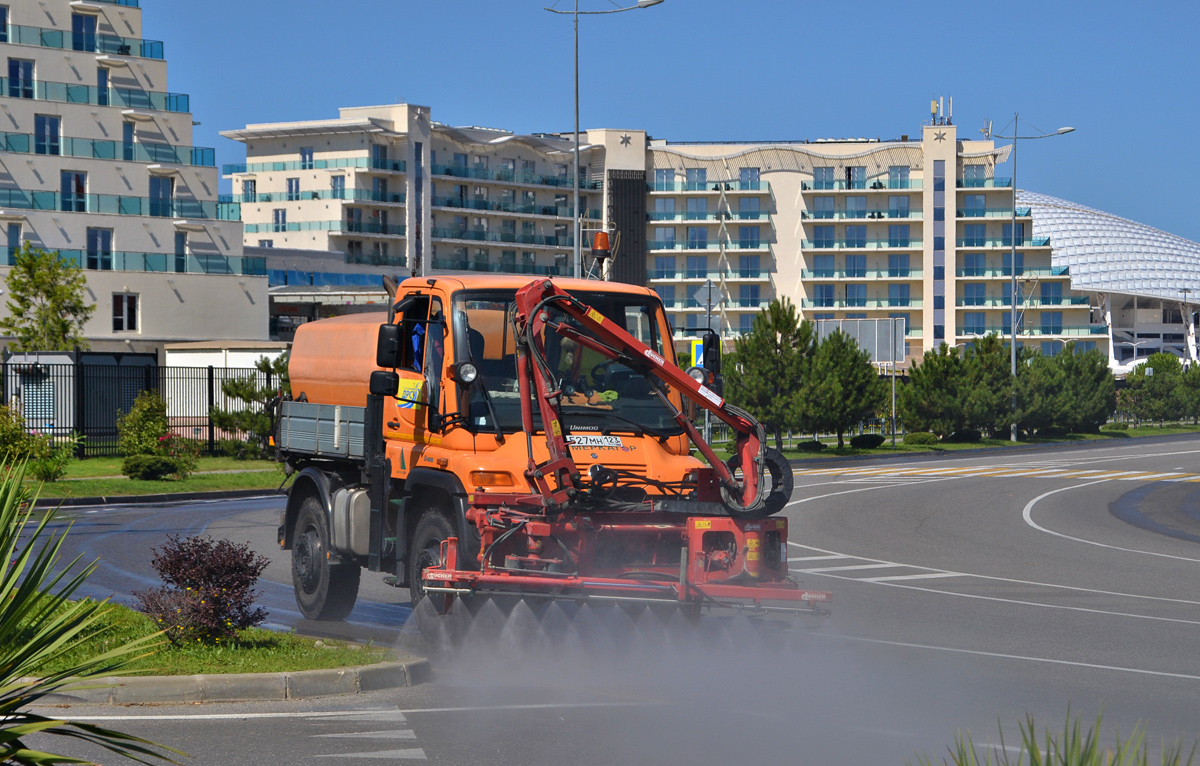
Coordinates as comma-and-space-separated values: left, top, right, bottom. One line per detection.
804, 330, 885, 449
1174, 363, 1200, 425
900, 344, 969, 438
1123, 352, 1184, 426
0, 243, 95, 351
962, 333, 1013, 438
1015, 351, 1066, 434
1055, 344, 1116, 433
723, 298, 814, 450
209, 355, 290, 456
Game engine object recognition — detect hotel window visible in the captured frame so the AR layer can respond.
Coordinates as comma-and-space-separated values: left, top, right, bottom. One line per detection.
453, 153, 468, 168
374, 177, 389, 202
739, 196, 760, 220
845, 254, 866, 278
174, 231, 187, 273
962, 252, 985, 276
739, 285, 760, 308
889, 313, 911, 334
8, 59, 33, 99
888, 166, 910, 189
374, 242, 390, 260
846, 166, 866, 190
346, 241, 363, 257
812, 254, 834, 277
522, 251, 536, 270
888, 253, 910, 277
257, 240, 273, 248
963, 224, 986, 247
1003, 251, 1024, 275
500, 158, 516, 178
813, 285, 835, 307
112, 294, 138, 333
845, 284, 866, 307
740, 167, 761, 189
685, 167, 707, 191
242, 179, 257, 202
299, 147, 314, 170
1003, 222, 1025, 246
0, 8, 8, 44
286, 178, 300, 201
812, 225, 834, 248
962, 164, 987, 187
473, 248, 489, 269
888, 224, 910, 248
5, 223, 19, 257
272, 208, 287, 232
654, 227, 676, 249
148, 176, 173, 217
654, 197, 675, 219
71, 13, 97, 52
686, 197, 707, 221
330, 175, 344, 200
34, 115, 60, 156
1041, 311, 1063, 335
61, 171, 86, 212
686, 255, 707, 279
933, 295, 945, 310
521, 159, 536, 177
845, 196, 867, 219
96, 68, 108, 106
888, 196, 909, 218
739, 254, 760, 278
739, 313, 755, 333
739, 226, 760, 248
963, 312, 987, 335
654, 168, 675, 191
654, 255, 676, 279
655, 285, 676, 308
962, 283, 986, 306
962, 194, 986, 217
813, 197, 835, 219
86, 228, 112, 270
686, 226, 707, 250
123, 121, 135, 160
813, 167, 835, 190
1040, 282, 1063, 305
844, 225, 866, 248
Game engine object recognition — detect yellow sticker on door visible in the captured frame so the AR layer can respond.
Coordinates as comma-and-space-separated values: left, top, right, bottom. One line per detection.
398, 379, 425, 410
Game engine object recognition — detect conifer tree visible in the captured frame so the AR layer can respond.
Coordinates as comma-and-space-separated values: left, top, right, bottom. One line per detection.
899, 344, 969, 438
804, 330, 885, 448
1055, 345, 1116, 433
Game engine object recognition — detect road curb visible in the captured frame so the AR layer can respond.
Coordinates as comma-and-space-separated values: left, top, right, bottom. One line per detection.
35, 488, 281, 509
46, 658, 432, 706
787, 430, 1200, 470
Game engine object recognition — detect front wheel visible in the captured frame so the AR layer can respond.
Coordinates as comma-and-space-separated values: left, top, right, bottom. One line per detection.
408, 511, 456, 606
292, 496, 360, 621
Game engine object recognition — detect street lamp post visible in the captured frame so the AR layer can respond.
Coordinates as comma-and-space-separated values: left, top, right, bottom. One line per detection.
992, 116, 1074, 442
546, 0, 664, 279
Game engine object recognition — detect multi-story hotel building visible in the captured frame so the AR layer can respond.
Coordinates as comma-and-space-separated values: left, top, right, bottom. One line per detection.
0, 0, 264, 355
225, 103, 1200, 367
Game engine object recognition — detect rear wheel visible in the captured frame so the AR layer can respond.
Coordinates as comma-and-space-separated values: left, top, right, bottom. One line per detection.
408, 511, 456, 606
292, 495, 360, 621
726, 447, 794, 518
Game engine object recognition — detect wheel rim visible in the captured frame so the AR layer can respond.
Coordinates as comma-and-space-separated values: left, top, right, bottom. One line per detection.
413, 542, 442, 601
295, 526, 323, 595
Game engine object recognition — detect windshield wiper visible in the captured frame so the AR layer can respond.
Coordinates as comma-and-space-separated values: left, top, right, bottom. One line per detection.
561, 407, 672, 438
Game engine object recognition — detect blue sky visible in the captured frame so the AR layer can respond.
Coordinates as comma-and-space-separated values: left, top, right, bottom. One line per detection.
157, 1, 1198, 238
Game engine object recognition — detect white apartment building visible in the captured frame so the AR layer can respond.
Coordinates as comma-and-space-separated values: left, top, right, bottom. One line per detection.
225, 102, 1200, 367
0, 0, 265, 356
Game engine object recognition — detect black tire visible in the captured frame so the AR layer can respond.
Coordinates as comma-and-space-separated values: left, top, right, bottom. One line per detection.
292, 495, 360, 621
726, 447, 794, 518
408, 511, 456, 606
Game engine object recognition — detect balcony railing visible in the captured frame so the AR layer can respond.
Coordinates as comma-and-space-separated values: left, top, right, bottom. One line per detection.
86, 0, 139, 6
801, 268, 924, 279
230, 189, 406, 205
4, 23, 163, 59
955, 266, 1070, 278
803, 179, 924, 191
0, 132, 214, 166
803, 209, 923, 220
0, 77, 188, 112
245, 220, 406, 237
0, 189, 230, 219
956, 325, 1107, 337
0, 247, 265, 276
957, 177, 1013, 188
647, 180, 771, 193
430, 195, 601, 219
801, 298, 925, 309
956, 237, 1051, 248
957, 207, 1032, 218
431, 259, 570, 276
803, 238, 923, 249
429, 227, 582, 247
955, 296, 1091, 308
345, 253, 408, 268
223, 157, 404, 175
650, 269, 771, 281
430, 164, 600, 190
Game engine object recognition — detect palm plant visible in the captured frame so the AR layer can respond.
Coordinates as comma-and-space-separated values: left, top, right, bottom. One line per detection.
0, 462, 180, 764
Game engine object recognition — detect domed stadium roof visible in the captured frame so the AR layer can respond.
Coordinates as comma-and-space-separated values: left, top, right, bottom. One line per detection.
1018, 191, 1200, 302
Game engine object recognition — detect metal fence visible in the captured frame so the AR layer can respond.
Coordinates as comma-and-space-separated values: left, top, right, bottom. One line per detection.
2, 362, 275, 457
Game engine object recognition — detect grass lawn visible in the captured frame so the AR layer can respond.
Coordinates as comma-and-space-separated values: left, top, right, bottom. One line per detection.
61, 456, 272, 480
37, 457, 290, 500
36, 603, 389, 677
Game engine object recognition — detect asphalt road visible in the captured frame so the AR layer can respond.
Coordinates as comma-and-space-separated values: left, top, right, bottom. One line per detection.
35, 434, 1200, 765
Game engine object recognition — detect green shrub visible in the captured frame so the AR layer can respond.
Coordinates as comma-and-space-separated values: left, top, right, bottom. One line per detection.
117, 391, 169, 457
943, 429, 982, 444
0, 406, 33, 459
28, 434, 80, 483
1037, 425, 1071, 438
1102, 422, 1130, 431
903, 431, 939, 446
794, 440, 826, 453
849, 433, 886, 449
217, 438, 269, 461
122, 454, 180, 481
158, 435, 200, 479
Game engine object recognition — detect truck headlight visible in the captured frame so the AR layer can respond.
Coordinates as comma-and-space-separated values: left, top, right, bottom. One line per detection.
454, 362, 479, 385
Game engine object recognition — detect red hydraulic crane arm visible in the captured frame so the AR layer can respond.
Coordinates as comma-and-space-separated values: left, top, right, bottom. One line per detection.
512, 279, 769, 515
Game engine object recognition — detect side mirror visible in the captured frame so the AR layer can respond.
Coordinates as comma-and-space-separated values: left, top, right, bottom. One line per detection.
376, 324, 402, 369
369, 370, 400, 397
702, 331, 722, 377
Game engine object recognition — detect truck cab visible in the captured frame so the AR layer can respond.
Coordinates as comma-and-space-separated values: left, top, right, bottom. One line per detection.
276, 276, 701, 619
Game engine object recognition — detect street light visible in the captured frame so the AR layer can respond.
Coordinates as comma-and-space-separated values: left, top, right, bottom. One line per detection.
992, 115, 1075, 442
546, 0, 665, 279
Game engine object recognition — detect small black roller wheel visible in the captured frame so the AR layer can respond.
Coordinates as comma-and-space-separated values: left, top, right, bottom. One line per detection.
726, 447, 794, 518
292, 495, 360, 621
408, 511, 456, 606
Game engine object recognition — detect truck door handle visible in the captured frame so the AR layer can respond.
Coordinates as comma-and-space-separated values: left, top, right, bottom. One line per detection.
387, 421, 400, 429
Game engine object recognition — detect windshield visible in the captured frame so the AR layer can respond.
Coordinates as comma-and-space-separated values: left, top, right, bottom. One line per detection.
452, 289, 683, 437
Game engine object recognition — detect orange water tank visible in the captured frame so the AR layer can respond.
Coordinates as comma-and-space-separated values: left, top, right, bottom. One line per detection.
288, 312, 389, 407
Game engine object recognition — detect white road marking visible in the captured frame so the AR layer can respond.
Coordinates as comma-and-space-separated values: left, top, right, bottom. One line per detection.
316, 748, 426, 760
314, 731, 417, 740
817, 633, 1200, 682
861, 572, 966, 583
793, 563, 903, 574
1022, 480, 1200, 564
784, 479, 947, 509
787, 554, 850, 562
55, 701, 660, 722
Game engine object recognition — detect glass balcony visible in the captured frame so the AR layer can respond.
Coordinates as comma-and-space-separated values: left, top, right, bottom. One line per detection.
647, 180, 771, 193
800, 298, 925, 309
87, 0, 139, 6
647, 211, 723, 222
956, 207, 1032, 218
429, 227, 581, 247
955, 296, 1091, 308
430, 195, 600, 219
223, 157, 401, 175
802, 238, 923, 250
956, 237, 1051, 248
646, 240, 720, 251
345, 253, 407, 268
245, 220, 406, 237
431, 258, 570, 276
801, 269, 924, 279
430, 164, 599, 190
0, 132, 214, 166
803, 209, 923, 220
0, 189, 225, 218
0, 77, 188, 112
802, 179, 923, 191
5, 23, 163, 58
955, 266, 1070, 278
956, 325, 1107, 337
0, 247, 265, 276
957, 177, 1013, 188
231, 189, 406, 205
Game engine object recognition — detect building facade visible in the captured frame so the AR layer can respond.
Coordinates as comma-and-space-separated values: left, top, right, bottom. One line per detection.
226, 103, 1200, 367
0, 0, 265, 356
